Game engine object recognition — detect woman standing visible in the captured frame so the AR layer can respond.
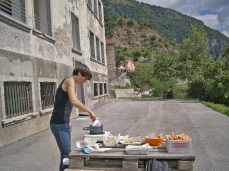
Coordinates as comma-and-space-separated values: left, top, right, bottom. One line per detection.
50, 64, 96, 171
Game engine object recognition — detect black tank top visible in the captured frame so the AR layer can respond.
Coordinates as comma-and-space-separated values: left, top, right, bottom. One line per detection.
50, 78, 73, 124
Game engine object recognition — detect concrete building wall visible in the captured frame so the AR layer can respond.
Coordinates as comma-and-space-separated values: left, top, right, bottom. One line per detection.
0, 0, 109, 147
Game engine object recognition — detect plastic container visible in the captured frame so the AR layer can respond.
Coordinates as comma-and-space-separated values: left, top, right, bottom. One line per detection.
125, 144, 152, 155
103, 136, 117, 147
144, 136, 164, 146
165, 135, 192, 153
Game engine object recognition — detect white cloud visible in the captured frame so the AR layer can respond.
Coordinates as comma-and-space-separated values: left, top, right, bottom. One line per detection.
137, 0, 229, 38
222, 31, 229, 37
193, 14, 220, 30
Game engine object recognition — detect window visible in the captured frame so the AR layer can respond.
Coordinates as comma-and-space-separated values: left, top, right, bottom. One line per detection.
87, 0, 92, 9
104, 83, 107, 94
96, 37, 100, 61
90, 31, 95, 58
99, 83, 103, 95
98, 1, 102, 21
33, 0, 52, 36
4, 82, 32, 119
0, 0, 26, 23
94, 0, 97, 15
94, 83, 98, 97
101, 42, 105, 63
40, 82, 55, 110
71, 14, 80, 51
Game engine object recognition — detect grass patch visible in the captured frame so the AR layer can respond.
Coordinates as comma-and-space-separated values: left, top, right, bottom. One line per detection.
201, 101, 229, 116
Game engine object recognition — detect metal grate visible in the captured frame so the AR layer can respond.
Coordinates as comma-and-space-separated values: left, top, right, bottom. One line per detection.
35, 15, 52, 36
40, 82, 55, 110
4, 82, 32, 119
0, 0, 26, 23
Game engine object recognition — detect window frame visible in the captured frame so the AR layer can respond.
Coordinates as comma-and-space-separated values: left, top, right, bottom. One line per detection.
40, 82, 56, 110
101, 41, 105, 64
96, 37, 100, 61
99, 82, 103, 96
93, 82, 99, 99
104, 82, 107, 95
98, 0, 102, 21
71, 13, 81, 52
90, 31, 95, 59
3, 81, 33, 119
33, 0, 53, 37
0, 0, 26, 23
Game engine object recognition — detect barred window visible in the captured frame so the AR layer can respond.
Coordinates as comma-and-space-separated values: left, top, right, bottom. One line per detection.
34, 0, 52, 36
94, 83, 98, 97
99, 83, 103, 95
40, 82, 55, 110
0, 0, 26, 23
4, 82, 32, 119
90, 31, 95, 58
104, 83, 107, 94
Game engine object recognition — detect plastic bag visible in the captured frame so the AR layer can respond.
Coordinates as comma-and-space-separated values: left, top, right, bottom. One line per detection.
146, 159, 174, 171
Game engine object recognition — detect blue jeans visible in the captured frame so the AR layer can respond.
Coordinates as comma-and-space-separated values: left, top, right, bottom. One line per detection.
50, 124, 71, 171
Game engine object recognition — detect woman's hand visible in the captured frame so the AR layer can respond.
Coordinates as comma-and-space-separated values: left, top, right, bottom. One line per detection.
69, 123, 72, 131
89, 111, 96, 122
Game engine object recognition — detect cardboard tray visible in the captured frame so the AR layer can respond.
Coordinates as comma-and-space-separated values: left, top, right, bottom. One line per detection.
165, 135, 192, 154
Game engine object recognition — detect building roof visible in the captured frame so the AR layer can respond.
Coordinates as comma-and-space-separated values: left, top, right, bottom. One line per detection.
106, 39, 116, 45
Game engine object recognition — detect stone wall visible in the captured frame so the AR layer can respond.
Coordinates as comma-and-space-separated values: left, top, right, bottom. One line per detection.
114, 89, 134, 98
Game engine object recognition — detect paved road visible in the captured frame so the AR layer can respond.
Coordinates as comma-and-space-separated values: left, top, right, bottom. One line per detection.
0, 98, 229, 171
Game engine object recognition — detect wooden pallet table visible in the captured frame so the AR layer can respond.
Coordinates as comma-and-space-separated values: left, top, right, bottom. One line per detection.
66, 144, 195, 171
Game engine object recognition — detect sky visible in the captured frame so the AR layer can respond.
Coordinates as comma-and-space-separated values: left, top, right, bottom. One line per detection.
136, 0, 229, 38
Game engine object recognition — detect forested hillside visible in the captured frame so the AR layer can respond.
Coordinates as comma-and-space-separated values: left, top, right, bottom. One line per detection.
102, 0, 229, 58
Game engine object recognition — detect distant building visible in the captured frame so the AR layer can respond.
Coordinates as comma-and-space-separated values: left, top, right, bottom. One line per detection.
106, 39, 116, 80
119, 58, 135, 72
138, 56, 148, 63
0, 0, 108, 147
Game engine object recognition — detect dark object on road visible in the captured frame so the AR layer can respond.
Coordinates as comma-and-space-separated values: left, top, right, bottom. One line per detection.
163, 86, 173, 99
163, 92, 173, 99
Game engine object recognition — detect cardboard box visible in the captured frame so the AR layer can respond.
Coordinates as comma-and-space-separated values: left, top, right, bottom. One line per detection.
165, 135, 192, 153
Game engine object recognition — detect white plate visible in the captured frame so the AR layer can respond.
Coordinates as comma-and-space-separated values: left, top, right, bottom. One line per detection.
120, 141, 141, 145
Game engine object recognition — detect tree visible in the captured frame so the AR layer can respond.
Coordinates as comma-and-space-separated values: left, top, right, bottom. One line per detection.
222, 44, 229, 70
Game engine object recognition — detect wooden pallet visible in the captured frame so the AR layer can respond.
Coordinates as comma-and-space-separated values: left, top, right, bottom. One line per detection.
67, 144, 195, 171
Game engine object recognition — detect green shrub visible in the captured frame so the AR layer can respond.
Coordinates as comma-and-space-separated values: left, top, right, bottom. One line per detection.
201, 101, 229, 116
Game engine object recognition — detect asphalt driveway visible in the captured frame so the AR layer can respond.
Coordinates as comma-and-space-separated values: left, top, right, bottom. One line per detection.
0, 98, 229, 171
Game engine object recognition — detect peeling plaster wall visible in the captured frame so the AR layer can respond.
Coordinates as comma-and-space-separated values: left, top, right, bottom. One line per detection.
0, 0, 109, 147
0, 22, 30, 54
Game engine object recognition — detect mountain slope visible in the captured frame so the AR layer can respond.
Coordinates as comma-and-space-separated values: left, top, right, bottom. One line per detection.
102, 0, 229, 57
